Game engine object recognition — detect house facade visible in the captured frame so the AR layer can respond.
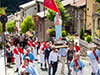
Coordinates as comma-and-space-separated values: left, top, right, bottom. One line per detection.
86, 0, 98, 35
62, 0, 86, 34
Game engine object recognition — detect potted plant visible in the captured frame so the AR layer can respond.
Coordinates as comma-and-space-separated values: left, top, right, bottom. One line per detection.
86, 35, 92, 43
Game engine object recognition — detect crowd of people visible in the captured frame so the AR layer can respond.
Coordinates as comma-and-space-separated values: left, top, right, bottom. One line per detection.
4, 33, 100, 75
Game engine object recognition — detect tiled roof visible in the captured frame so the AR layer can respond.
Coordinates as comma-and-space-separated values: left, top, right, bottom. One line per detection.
70, 0, 86, 7
61, 0, 78, 6
19, 1, 36, 9
61, 0, 86, 7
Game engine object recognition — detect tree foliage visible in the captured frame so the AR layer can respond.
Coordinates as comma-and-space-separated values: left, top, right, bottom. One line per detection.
0, 22, 3, 35
46, 0, 71, 26
6, 20, 15, 32
96, 0, 100, 3
20, 15, 34, 33
80, 27, 85, 40
0, 7, 7, 15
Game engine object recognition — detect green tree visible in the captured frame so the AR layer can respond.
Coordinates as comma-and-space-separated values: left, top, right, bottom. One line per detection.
96, 0, 100, 3
0, 7, 6, 15
6, 20, 15, 32
46, 0, 71, 26
80, 27, 85, 40
20, 15, 34, 33
0, 22, 3, 35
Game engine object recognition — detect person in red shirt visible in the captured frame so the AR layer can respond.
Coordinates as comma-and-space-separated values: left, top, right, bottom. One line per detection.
74, 42, 80, 53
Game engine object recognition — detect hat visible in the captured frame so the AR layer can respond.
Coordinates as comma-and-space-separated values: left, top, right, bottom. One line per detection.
27, 48, 31, 51
25, 56, 30, 60
75, 52, 80, 56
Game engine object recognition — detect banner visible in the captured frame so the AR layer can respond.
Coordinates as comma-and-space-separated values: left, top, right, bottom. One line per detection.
44, 0, 59, 12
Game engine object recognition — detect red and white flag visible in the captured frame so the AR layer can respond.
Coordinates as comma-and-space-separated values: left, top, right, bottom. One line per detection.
44, 0, 60, 15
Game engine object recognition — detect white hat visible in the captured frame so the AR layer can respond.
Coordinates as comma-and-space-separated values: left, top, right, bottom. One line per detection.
25, 56, 30, 60
27, 48, 31, 51
75, 52, 80, 56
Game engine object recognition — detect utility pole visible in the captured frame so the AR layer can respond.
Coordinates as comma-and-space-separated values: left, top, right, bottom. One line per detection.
0, 15, 8, 75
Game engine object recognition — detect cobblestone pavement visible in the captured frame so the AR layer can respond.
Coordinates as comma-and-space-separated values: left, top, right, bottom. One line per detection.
6, 55, 92, 75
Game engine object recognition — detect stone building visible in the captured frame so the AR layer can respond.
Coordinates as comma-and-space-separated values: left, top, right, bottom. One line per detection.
86, 0, 98, 35
36, 11, 54, 41
61, 0, 86, 34
19, 0, 38, 21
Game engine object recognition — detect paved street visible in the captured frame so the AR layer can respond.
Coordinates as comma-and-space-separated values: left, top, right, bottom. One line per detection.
0, 50, 5, 75
5, 54, 92, 75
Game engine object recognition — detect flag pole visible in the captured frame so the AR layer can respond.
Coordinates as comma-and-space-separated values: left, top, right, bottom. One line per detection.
43, 5, 45, 41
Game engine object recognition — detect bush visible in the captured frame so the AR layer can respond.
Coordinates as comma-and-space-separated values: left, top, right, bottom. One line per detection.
86, 35, 92, 43
62, 30, 66, 37
48, 29, 54, 34
80, 27, 85, 40
47, 29, 55, 37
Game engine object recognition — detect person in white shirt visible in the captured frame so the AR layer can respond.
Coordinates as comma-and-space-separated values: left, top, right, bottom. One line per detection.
88, 45, 100, 75
49, 47, 60, 75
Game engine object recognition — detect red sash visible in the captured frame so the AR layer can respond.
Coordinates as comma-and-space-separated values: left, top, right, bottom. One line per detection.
27, 42, 31, 46
18, 47, 23, 54
13, 48, 19, 55
11, 54, 15, 62
26, 53, 28, 56
20, 54, 22, 65
22, 65, 25, 68
29, 41, 35, 47
35, 42, 38, 45
74, 58, 81, 70
29, 60, 33, 63
93, 50, 98, 61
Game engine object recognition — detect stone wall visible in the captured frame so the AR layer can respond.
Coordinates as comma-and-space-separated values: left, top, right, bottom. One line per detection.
80, 44, 89, 57
79, 39, 94, 56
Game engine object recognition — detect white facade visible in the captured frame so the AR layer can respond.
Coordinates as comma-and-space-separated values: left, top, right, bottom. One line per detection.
19, 1, 37, 19
25, 5, 37, 16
